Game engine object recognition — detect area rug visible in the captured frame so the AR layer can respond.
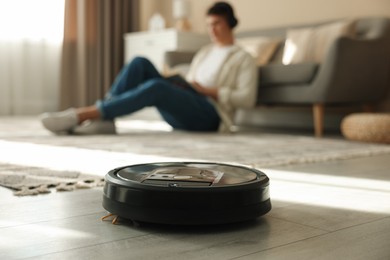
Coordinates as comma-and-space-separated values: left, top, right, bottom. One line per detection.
0, 116, 389, 196
0, 163, 104, 196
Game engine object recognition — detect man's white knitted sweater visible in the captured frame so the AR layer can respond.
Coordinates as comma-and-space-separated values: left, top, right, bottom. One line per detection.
186, 44, 258, 132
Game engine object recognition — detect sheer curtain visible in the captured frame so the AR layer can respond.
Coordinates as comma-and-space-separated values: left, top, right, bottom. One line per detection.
0, 0, 139, 115
0, 0, 65, 115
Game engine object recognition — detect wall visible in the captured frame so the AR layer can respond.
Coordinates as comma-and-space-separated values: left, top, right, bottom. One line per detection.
140, 0, 173, 31
189, 0, 390, 33
140, 0, 390, 130
140, 0, 390, 33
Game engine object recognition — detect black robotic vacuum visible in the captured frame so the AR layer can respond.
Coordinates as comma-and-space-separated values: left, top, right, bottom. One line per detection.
102, 162, 271, 225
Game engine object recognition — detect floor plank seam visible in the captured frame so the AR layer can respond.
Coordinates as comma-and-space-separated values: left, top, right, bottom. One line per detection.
0, 211, 108, 230
21, 233, 151, 259
267, 216, 331, 233
322, 215, 390, 233
233, 215, 390, 259
228, 231, 330, 260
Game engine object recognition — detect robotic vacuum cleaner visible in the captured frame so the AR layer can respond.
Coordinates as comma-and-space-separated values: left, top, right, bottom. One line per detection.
102, 162, 271, 225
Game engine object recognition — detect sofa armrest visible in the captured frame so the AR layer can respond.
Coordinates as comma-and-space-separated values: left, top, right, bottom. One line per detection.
164, 51, 196, 68
312, 36, 390, 103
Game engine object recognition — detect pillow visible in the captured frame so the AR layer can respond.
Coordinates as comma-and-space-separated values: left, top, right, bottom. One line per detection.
312, 20, 355, 62
282, 20, 356, 65
282, 28, 314, 65
237, 37, 281, 65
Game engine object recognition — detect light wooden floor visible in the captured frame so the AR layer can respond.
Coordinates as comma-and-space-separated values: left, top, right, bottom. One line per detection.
1, 152, 389, 260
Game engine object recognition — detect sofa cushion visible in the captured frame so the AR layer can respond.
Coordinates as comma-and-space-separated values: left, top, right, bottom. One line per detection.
237, 37, 281, 65
260, 63, 319, 86
282, 20, 356, 64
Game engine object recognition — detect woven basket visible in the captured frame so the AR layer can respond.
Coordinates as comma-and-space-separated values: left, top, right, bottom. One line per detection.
341, 113, 390, 144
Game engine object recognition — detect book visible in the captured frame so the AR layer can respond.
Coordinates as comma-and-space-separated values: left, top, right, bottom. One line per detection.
165, 74, 194, 91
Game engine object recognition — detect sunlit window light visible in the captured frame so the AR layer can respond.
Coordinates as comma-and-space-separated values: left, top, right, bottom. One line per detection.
116, 119, 173, 132
266, 169, 390, 193
0, 0, 65, 43
0, 222, 94, 250
264, 168, 390, 214
0, 140, 188, 176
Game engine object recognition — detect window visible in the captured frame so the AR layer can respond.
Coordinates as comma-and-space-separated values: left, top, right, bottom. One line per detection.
0, 0, 65, 115
0, 0, 64, 42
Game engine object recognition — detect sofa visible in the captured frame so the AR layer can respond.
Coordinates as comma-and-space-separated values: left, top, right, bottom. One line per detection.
164, 17, 390, 136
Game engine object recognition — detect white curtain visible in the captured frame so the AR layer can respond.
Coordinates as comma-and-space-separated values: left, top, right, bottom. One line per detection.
0, 0, 64, 115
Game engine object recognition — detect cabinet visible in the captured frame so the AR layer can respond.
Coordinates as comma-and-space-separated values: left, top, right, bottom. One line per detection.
124, 29, 209, 72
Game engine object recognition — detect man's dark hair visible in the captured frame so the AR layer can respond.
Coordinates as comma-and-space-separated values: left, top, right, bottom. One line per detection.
207, 2, 238, 29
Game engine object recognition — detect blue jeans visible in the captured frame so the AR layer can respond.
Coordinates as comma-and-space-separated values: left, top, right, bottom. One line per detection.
96, 57, 220, 131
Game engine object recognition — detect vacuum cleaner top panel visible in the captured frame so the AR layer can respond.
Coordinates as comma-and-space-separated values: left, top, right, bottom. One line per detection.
115, 162, 265, 188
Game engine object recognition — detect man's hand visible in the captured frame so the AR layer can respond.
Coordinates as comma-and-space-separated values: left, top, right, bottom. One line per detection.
191, 81, 218, 100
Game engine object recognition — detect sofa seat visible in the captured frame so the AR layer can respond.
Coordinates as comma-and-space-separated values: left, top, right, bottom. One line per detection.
260, 63, 319, 87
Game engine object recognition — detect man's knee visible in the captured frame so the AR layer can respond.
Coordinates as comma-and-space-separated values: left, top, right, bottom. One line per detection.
144, 78, 168, 90
141, 79, 172, 97
131, 56, 152, 67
